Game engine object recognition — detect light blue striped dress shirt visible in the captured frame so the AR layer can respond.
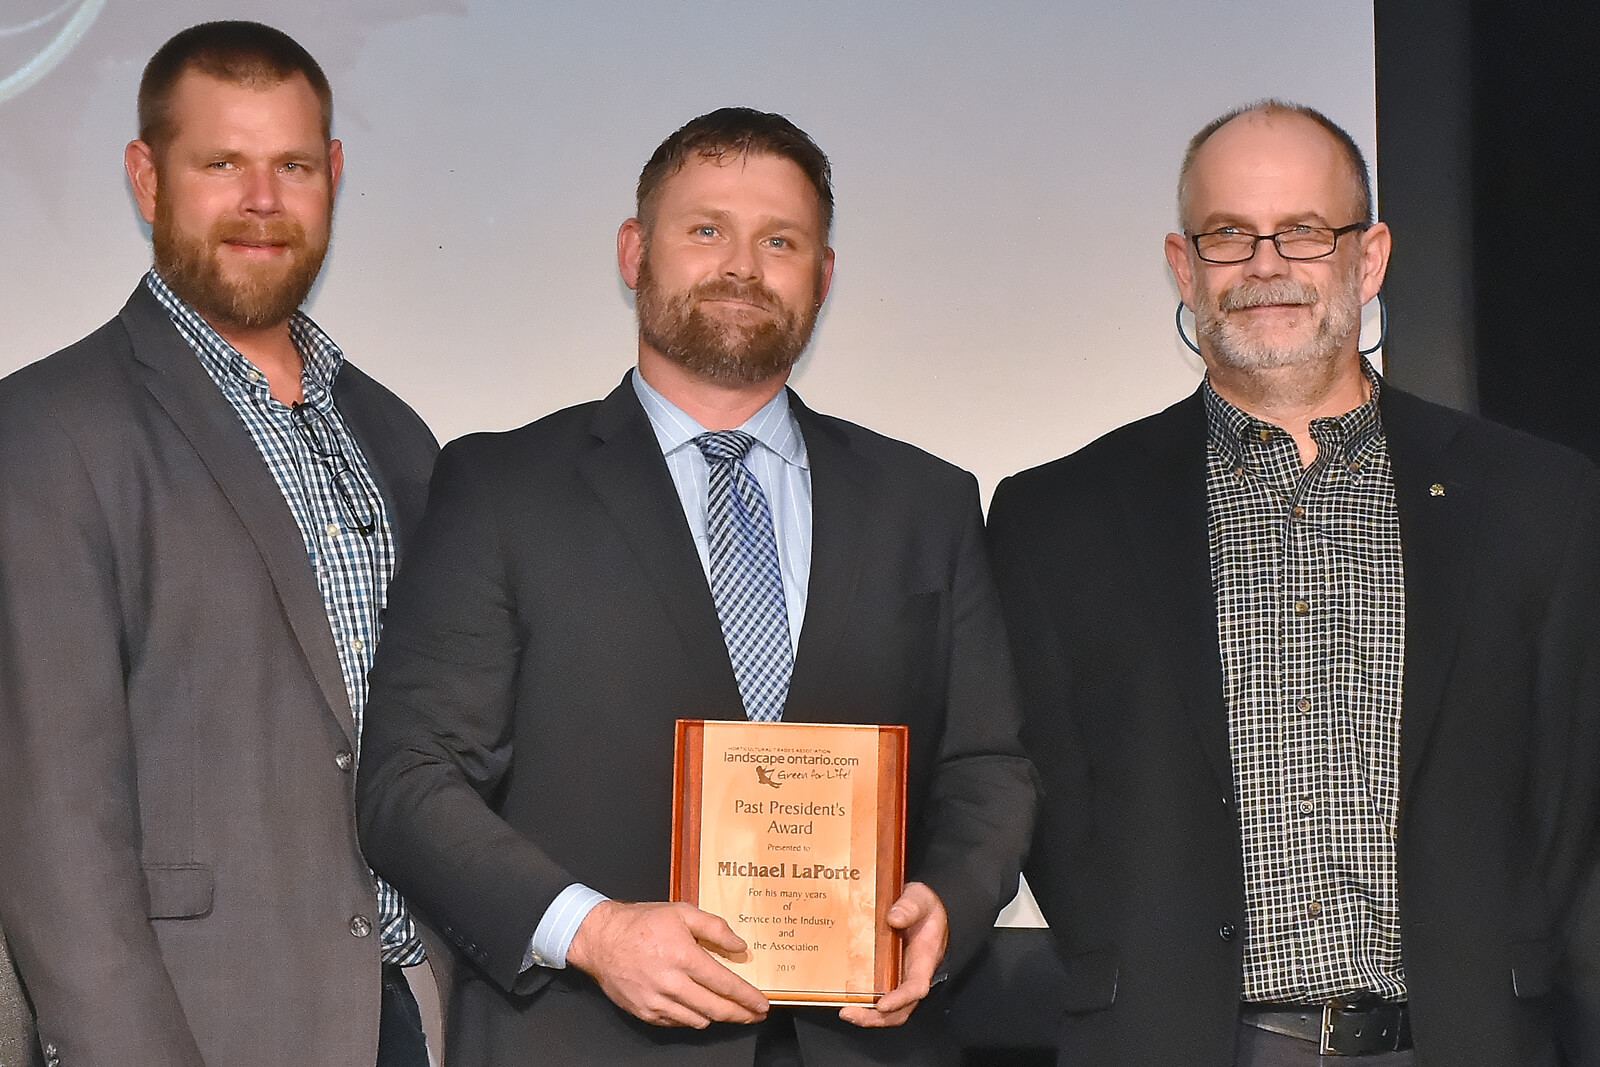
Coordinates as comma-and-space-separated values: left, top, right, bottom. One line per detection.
524, 369, 814, 970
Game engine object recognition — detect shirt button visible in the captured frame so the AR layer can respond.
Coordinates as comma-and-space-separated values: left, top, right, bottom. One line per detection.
1348, 460, 1363, 473
1257, 428, 1272, 443
335, 750, 355, 772
1297, 698, 1312, 713
1307, 900, 1323, 918
247, 369, 262, 383
1300, 798, 1315, 815
352, 636, 366, 653
1293, 601, 1310, 616
1219, 923, 1237, 942
1291, 505, 1306, 519
326, 522, 342, 538
350, 915, 373, 938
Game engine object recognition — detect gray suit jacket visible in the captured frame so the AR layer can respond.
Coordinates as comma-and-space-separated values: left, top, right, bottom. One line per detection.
0, 925, 40, 1067
0, 284, 439, 1066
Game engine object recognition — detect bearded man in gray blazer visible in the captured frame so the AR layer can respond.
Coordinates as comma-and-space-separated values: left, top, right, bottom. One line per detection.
0, 22, 440, 1067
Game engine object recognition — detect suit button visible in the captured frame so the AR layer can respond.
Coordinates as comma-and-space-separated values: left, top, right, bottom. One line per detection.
335, 750, 355, 772
1219, 924, 1237, 942
350, 915, 373, 938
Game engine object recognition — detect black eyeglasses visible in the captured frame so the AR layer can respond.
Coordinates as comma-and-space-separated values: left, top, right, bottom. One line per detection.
291, 401, 379, 538
1189, 222, 1370, 264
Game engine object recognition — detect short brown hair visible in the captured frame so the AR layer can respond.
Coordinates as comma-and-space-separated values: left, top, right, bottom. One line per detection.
138, 21, 332, 152
1177, 99, 1373, 227
636, 108, 834, 237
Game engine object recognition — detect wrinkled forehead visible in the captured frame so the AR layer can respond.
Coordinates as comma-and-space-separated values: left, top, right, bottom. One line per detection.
1182, 112, 1364, 229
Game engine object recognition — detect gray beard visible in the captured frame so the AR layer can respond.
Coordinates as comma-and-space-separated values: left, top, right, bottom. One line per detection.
1197, 272, 1361, 373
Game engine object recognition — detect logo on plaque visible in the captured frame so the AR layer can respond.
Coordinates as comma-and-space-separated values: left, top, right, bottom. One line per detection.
671, 720, 907, 1006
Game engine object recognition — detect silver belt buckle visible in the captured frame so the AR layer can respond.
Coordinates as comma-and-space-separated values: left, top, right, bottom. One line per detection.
1319, 1002, 1339, 1057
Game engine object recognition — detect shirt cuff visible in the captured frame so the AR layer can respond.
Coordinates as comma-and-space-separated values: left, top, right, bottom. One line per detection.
521, 883, 608, 971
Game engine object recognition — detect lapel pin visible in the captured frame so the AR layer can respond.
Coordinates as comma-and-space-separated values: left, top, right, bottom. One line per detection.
1429, 483, 1446, 497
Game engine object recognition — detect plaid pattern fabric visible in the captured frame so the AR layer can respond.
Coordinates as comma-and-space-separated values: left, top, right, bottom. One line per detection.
694, 430, 794, 722
1205, 365, 1406, 1002
146, 272, 424, 966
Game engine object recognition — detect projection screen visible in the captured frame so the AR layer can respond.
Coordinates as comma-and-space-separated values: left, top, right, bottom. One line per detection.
1, 1, 1378, 922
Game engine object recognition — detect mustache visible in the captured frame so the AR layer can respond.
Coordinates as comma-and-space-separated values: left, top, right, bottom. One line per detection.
210, 219, 307, 247
1217, 278, 1320, 312
689, 277, 781, 313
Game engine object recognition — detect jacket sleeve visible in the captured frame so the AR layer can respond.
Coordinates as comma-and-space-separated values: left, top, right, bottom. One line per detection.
908, 475, 1040, 978
0, 399, 206, 1066
357, 441, 575, 996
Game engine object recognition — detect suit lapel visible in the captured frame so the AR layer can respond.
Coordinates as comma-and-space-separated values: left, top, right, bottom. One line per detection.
577, 377, 745, 721
1120, 392, 1235, 794
119, 286, 358, 744
783, 394, 870, 717
1380, 388, 1479, 794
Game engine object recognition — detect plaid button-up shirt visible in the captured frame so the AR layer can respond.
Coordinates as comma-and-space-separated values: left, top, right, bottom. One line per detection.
147, 271, 423, 965
1205, 364, 1406, 1003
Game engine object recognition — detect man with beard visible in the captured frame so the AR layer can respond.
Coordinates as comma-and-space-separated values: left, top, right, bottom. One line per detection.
356, 108, 1037, 1067
0, 21, 441, 1067
987, 100, 1600, 1066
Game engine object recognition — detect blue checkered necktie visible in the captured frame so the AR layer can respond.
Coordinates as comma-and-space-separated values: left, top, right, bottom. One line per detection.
694, 430, 793, 722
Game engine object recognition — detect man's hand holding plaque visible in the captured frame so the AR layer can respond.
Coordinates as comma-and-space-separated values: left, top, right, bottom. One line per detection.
837, 882, 949, 1028
567, 899, 769, 1028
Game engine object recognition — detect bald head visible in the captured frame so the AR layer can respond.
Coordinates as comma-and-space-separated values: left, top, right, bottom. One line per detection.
1177, 101, 1372, 232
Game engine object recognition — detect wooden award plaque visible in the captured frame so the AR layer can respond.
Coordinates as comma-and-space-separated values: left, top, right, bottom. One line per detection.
670, 720, 907, 1006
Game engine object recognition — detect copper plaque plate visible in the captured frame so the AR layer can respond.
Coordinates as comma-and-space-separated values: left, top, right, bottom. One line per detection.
671, 720, 907, 1006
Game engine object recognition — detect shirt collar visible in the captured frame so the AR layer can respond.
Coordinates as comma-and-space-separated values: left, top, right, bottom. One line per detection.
144, 269, 344, 406
1203, 357, 1384, 470
631, 368, 808, 469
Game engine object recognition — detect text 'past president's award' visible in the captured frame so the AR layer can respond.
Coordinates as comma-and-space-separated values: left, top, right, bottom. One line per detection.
671, 720, 907, 1005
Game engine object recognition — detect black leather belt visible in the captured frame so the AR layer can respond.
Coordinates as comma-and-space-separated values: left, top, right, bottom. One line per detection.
1241, 994, 1412, 1056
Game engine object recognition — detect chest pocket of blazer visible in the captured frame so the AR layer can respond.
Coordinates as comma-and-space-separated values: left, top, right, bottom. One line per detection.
143, 864, 214, 919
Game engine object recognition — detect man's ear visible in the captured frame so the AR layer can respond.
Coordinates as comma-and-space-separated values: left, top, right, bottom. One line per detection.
329, 139, 345, 197
1357, 221, 1392, 305
618, 217, 645, 291
126, 140, 160, 225
1164, 231, 1197, 310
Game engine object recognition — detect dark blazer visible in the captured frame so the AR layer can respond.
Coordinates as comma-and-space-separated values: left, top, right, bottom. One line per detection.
986, 383, 1600, 1067
0, 285, 439, 1067
357, 375, 1037, 1066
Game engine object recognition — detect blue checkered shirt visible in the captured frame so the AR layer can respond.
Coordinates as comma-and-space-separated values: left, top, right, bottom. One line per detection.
146, 271, 424, 965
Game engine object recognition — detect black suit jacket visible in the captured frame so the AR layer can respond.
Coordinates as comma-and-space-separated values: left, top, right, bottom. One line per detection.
357, 374, 1037, 1066
986, 383, 1600, 1067
0, 285, 439, 1066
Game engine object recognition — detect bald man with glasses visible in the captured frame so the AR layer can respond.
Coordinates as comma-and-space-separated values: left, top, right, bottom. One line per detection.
988, 100, 1600, 1067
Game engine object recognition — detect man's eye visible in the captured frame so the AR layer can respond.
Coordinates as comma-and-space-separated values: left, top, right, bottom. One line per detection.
767, 236, 789, 249
695, 225, 718, 237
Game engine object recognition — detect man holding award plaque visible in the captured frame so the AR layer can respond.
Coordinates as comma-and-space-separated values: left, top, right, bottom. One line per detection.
357, 108, 1037, 1065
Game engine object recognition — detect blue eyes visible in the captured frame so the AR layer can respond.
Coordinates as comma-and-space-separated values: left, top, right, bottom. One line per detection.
688, 226, 795, 249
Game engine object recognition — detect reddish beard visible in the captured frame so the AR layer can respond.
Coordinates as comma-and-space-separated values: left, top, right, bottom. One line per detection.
152, 195, 329, 331
635, 253, 821, 385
